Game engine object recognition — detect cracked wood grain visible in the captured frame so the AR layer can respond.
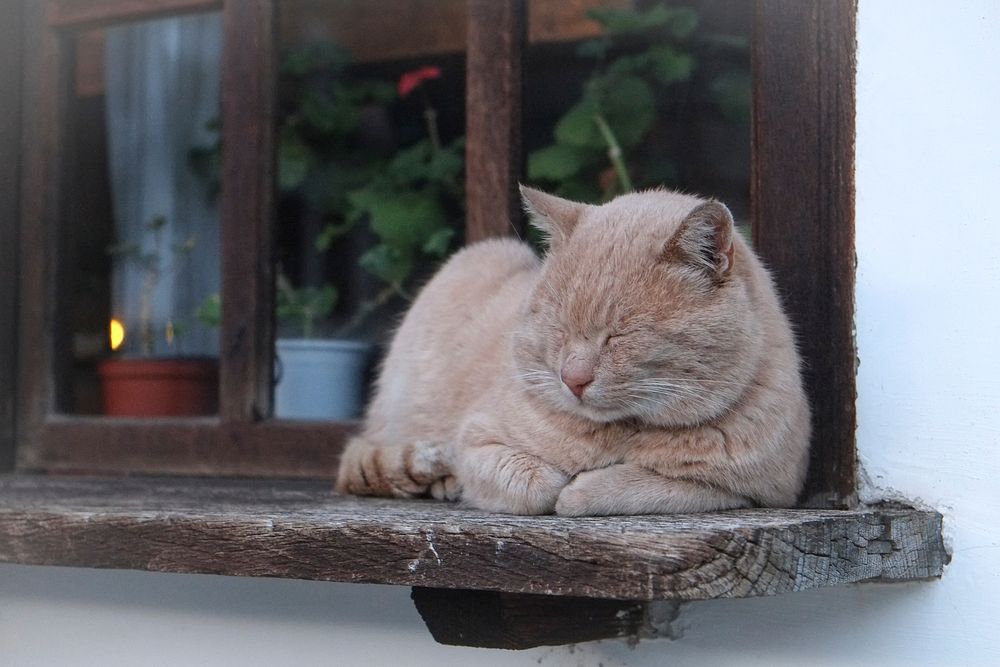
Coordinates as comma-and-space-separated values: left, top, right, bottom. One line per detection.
0, 476, 947, 601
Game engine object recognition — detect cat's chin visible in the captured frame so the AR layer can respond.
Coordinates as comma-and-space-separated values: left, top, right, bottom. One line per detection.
547, 394, 631, 424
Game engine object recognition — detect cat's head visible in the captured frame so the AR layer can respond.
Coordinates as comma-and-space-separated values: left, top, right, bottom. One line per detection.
512, 186, 761, 428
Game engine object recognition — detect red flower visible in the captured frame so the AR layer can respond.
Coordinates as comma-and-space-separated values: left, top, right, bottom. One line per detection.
398, 66, 442, 98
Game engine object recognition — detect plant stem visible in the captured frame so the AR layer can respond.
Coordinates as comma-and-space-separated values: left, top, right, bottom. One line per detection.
338, 285, 399, 337
593, 112, 633, 193
303, 311, 314, 339
421, 88, 441, 152
424, 107, 441, 153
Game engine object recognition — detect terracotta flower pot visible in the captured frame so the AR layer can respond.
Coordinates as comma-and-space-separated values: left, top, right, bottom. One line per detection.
98, 357, 219, 417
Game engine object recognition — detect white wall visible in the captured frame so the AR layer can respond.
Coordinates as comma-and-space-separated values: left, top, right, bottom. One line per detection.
3, 1, 999, 665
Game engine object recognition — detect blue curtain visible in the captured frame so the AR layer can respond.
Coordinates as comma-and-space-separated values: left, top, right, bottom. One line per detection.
105, 13, 222, 357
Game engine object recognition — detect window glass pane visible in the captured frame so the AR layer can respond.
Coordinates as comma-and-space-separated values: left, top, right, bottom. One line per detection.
524, 0, 751, 226
63, 13, 223, 416
270, 0, 467, 420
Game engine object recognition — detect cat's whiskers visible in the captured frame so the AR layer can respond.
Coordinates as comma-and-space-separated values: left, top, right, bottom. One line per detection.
628, 387, 738, 420
635, 376, 743, 389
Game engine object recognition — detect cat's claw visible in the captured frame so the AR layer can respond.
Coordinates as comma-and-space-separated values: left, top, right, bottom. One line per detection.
430, 475, 462, 502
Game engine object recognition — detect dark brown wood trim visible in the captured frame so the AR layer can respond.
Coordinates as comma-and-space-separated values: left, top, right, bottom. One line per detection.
0, 476, 948, 603
0, 1, 25, 471
219, 0, 277, 422
412, 588, 672, 649
46, 0, 223, 30
465, 0, 526, 242
19, 418, 352, 478
17, 2, 69, 464
751, 0, 858, 506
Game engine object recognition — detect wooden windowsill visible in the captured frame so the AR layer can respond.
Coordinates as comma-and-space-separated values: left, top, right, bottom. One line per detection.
0, 474, 947, 601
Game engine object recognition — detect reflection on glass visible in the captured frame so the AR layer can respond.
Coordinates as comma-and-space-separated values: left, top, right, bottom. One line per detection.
268, 9, 467, 420
65, 13, 222, 416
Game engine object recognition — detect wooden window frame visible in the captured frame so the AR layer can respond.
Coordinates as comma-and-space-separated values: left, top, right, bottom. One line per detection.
4, 0, 856, 508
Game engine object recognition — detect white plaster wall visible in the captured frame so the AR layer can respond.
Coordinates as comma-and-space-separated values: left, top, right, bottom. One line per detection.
2, 1, 999, 665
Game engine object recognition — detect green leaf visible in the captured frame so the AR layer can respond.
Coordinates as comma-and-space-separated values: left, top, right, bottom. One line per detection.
275, 278, 337, 337
367, 193, 446, 252
575, 38, 610, 59
315, 219, 356, 251
527, 144, 595, 181
587, 4, 673, 35
340, 80, 396, 105
302, 285, 337, 318
600, 76, 656, 149
278, 131, 312, 191
195, 293, 222, 328
359, 244, 413, 287
647, 46, 695, 84
554, 99, 603, 149
386, 141, 433, 185
604, 53, 652, 81
301, 90, 357, 135
422, 228, 455, 257
426, 146, 464, 184
710, 71, 751, 125
556, 180, 604, 204
667, 7, 699, 39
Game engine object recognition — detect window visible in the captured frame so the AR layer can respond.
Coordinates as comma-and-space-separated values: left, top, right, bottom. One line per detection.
0, 0, 945, 650
7, 0, 856, 503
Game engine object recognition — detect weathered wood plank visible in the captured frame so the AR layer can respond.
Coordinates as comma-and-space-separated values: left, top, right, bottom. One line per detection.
465, 0, 526, 242
0, 0, 24, 471
751, 0, 858, 507
0, 476, 947, 601
19, 418, 352, 478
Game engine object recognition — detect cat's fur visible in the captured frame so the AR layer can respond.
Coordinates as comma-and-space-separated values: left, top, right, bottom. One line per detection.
335, 187, 810, 515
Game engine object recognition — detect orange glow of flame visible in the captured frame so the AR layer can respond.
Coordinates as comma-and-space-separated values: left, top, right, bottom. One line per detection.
109, 318, 125, 351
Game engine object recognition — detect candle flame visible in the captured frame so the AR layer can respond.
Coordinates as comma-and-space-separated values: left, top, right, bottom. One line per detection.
110, 318, 125, 351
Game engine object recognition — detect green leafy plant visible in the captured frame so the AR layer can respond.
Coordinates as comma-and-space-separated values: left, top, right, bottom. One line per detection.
276, 275, 337, 339
192, 43, 464, 339
319, 65, 464, 326
107, 215, 197, 356
527, 2, 748, 202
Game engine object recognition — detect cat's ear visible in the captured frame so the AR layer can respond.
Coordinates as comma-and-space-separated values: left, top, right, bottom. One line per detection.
520, 185, 587, 250
663, 200, 736, 279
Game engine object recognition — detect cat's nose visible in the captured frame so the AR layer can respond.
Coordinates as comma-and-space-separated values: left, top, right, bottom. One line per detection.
561, 364, 594, 399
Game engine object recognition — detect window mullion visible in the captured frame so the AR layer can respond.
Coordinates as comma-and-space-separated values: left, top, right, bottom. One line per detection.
465, 0, 526, 243
219, 0, 277, 422
0, 0, 25, 471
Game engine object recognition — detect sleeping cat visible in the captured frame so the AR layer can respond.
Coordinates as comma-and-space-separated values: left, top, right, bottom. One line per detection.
335, 187, 810, 515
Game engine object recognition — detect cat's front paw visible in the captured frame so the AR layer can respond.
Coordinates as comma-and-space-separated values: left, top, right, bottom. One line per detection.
335, 438, 451, 498
554, 469, 614, 517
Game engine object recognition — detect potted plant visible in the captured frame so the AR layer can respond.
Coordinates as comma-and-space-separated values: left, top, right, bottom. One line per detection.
191, 43, 464, 420
269, 276, 372, 420
99, 216, 218, 417
271, 64, 463, 420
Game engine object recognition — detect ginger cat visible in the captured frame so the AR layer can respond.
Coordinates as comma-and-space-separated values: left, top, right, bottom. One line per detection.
335, 187, 810, 515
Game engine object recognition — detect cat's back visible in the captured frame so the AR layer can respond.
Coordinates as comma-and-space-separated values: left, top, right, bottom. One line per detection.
363, 238, 540, 445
